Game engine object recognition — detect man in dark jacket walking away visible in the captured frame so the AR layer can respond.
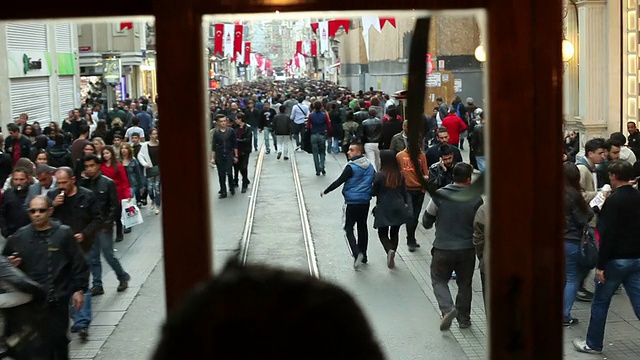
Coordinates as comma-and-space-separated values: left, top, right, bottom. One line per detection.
423, 163, 483, 331
272, 105, 292, 160
321, 142, 375, 270
211, 114, 238, 198
233, 113, 253, 193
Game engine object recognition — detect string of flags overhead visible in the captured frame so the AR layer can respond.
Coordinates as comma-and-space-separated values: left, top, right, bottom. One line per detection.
208, 16, 397, 75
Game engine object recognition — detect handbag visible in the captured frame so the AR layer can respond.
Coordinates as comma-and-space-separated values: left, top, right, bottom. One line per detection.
146, 165, 160, 178
578, 226, 598, 269
121, 199, 144, 228
302, 130, 313, 154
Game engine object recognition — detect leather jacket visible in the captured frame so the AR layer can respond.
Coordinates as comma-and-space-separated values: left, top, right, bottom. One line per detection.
79, 174, 119, 231
47, 187, 102, 253
2, 220, 89, 302
0, 255, 45, 297
360, 117, 383, 144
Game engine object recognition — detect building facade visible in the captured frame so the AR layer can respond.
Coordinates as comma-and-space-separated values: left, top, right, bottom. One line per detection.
337, 15, 485, 109
563, 0, 631, 143
0, 22, 80, 130
77, 22, 152, 104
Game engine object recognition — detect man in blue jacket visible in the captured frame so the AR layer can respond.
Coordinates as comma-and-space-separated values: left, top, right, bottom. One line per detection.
321, 142, 375, 270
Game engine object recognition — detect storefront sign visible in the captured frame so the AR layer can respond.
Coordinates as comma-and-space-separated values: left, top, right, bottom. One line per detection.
102, 56, 122, 85
8, 51, 51, 78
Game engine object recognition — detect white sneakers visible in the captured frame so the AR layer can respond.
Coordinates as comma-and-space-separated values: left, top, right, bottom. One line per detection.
572, 339, 601, 354
353, 253, 364, 270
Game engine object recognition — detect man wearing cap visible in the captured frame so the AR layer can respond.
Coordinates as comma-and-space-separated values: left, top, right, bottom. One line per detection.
26, 164, 58, 205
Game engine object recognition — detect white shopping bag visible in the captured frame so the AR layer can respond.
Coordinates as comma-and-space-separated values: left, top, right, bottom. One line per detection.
121, 199, 144, 228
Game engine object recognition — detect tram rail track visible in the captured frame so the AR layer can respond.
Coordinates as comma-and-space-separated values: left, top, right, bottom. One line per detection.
239, 145, 319, 278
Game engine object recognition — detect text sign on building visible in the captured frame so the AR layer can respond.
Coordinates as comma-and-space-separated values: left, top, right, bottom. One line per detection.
7, 51, 51, 78
426, 72, 442, 87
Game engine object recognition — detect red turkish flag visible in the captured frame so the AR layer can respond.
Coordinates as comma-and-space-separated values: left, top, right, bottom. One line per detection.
296, 41, 303, 55
328, 19, 350, 37
214, 24, 224, 56
311, 39, 317, 57
120, 22, 133, 31
244, 42, 251, 65
379, 17, 396, 29
310, 22, 319, 34
233, 25, 243, 62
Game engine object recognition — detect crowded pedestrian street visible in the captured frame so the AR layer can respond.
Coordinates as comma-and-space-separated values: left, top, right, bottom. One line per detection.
36, 139, 637, 360
1, 7, 640, 359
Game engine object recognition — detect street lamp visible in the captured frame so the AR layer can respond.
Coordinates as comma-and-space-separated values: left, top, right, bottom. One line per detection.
474, 45, 486, 62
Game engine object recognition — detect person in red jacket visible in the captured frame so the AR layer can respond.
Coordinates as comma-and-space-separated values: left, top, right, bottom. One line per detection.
100, 146, 131, 242
441, 109, 468, 148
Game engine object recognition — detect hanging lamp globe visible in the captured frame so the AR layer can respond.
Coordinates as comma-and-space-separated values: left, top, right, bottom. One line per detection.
474, 45, 486, 62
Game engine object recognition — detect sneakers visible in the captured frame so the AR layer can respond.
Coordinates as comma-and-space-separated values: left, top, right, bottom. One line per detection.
572, 339, 601, 354
284, 156, 289, 160
440, 308, 459, 331
277, 152, 282, 160
78, 328, 89, 340
353, 253, 364, 270
387, 250, 396, 269
321, 169, 326, 175
154, 206, 160, 215
150, 204, 157, 212
91, 286, 104, 296
563, 317, 579, 326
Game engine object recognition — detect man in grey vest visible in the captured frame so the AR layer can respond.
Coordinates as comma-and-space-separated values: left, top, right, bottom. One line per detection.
422, 162, 483, 331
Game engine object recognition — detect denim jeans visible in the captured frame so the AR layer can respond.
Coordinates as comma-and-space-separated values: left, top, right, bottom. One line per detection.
563, 241, 582, 319
251, 126, 259, 150
147, 175, 161, 207
91, 231, 129, 288
292, 123, 306, 147
586, 258, 640, 351
475, 155, 486, 172
263, 128, 277, 152
327, 138, 339, 153
71, 253, 92, 330
310, 133, 326, 173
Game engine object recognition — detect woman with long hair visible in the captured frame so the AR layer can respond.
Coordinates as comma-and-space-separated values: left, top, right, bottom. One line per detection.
138, 128, 161, 214
563, 162, 594, 326
372, 150, 411, 269
101, 146, 131, 242
120, 143, 145, 207
22, 124, 37, 144
92, 137, 105, 160
306, 101, 332, 176
92, 120, 109, 141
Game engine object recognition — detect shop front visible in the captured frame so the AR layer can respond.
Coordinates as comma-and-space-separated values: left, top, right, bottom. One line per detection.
0, 22, 79, 130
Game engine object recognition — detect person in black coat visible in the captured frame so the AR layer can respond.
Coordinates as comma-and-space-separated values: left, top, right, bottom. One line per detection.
372, 150, 411, 269
0, 135, 13, 187
0, 169, 32, 238
4, 124, 31, 167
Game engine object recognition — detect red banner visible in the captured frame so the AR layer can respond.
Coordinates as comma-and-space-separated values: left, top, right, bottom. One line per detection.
311, 39, 317, 57
233, 25, 243, 61
120, 22, 133, 31
379, 17, 396, 29
310, 22, 318, 34
328, 19, 350, 37
214, 24, 224, 55
296, 41, 303, 55
244, 42, 251, 65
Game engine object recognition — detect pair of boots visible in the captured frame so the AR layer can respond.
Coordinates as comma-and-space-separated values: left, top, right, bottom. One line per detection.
232, 179, 250, 193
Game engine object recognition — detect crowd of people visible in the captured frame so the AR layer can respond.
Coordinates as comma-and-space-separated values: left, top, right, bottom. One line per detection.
209, 79, 488, 332
0, 96, 161, 358
562, 125, 640, 355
